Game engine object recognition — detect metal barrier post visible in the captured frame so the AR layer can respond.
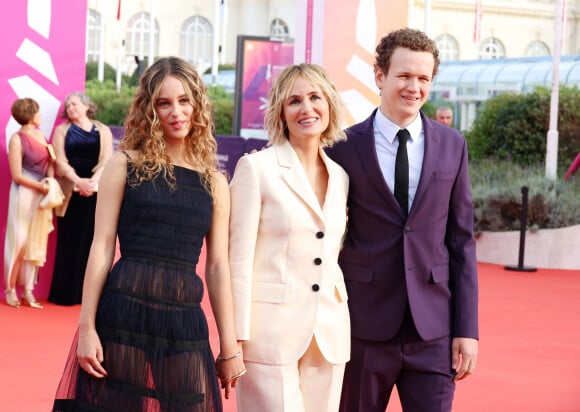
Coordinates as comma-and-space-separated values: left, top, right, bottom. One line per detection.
505, 186, 537, 272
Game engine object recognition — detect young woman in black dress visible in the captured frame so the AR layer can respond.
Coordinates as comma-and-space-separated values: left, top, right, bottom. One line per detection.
52, 57, 244, 411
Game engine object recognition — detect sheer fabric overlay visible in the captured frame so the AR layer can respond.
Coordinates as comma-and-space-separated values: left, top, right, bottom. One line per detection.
52, 162, 222, 412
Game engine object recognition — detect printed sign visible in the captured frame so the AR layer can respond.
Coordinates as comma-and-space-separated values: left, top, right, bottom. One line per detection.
232, 36, 294, 139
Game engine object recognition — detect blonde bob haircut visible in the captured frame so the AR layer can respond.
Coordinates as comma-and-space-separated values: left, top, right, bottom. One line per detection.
119, 56, 217, 195
264, 63, 347, 147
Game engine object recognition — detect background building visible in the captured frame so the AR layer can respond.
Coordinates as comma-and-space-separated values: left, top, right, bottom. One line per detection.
87, 1, 578, 73
410, 0, 574, 61
87, 0, 577, 128
87, 0, 295, 77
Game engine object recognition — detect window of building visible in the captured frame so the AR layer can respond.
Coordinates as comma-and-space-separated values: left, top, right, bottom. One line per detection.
435, 34, 459, 61
525, 40, 550, 57
86, 9, 101, 62
126, 12, 159, 61
180, 16, 213, 71
270, 18, 289, 39
478, 37, 505, 59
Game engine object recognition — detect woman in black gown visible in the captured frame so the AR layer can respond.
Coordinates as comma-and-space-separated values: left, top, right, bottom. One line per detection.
49, 92, 113, 305
52, 57, 245, 411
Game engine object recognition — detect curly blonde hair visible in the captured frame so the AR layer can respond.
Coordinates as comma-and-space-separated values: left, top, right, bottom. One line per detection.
264, 63, 347, 147
119, 56, 217, 195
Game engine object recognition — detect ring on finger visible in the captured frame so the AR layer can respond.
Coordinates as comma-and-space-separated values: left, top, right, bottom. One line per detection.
227, 368, 247, 383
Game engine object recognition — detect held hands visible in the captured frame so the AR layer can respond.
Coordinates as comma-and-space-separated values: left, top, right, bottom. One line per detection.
77, 328, 108, 378
215, 345, 246, 399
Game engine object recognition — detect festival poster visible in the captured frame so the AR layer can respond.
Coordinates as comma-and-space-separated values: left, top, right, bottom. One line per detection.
0, 0, 88, 298
233, 36, 294, 139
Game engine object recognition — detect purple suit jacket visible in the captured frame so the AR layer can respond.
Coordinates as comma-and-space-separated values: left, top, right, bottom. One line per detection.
326, 109, 478, 342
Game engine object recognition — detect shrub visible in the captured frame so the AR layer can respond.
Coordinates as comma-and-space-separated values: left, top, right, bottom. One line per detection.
469, 159, 580, 234
85, 61, 117, 83
465, 85, 580, 170
85, 79, 135, 126
207, 85, 234, 135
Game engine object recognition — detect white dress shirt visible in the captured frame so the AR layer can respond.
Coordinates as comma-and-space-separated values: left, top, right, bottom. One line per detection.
373, 109, 425, 213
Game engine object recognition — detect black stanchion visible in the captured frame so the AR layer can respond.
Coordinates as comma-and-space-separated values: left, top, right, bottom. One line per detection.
505, 186, 537, 272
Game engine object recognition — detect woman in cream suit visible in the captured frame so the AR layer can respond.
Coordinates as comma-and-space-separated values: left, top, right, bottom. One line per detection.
229, 63, 350, 412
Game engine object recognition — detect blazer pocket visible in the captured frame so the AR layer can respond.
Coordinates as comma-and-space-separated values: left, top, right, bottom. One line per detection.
252, 281, 289, 303
340, 262, 374, 284
430, 264, 450, 284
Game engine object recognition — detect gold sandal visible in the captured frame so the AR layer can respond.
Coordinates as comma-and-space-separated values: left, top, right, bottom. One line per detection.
21, 290, 43, 309
5, 289, 21, 308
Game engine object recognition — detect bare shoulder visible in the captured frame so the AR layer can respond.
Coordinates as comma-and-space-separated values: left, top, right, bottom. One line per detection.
211, 170, 230, 202
97, 152, 128, 193
105, 151, 129, 172
8, 131, 21, 143
212, 170, 228, 186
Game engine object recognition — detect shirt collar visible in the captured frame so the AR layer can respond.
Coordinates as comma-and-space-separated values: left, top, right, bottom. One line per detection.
375, 108, 423, 143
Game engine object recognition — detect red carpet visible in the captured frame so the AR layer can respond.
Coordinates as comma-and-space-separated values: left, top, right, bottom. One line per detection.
1, 262, 579, 411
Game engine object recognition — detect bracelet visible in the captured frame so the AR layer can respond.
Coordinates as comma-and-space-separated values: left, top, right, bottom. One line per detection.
217, 351, 241, 361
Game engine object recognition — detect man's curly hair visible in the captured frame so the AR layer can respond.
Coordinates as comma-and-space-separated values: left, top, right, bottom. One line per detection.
375, 28, 440, 78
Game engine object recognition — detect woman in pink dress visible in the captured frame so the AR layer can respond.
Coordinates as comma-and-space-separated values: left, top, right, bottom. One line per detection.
4, 97, 55, 308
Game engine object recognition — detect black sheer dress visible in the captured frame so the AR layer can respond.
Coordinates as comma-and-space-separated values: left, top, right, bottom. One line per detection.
53, 162, 222, 412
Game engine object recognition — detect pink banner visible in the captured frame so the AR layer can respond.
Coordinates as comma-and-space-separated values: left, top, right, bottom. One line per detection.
322, 0, 407, 124
0, 0, 88, 298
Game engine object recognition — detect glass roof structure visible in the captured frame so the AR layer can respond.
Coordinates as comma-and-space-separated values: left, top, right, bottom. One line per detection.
432, 55, 580, 99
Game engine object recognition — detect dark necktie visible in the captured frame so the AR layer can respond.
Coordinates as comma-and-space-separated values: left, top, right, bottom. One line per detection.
394, 128, 410, 216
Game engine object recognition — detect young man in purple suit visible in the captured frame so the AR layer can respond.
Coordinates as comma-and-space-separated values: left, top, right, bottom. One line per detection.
326, 28, 479, 412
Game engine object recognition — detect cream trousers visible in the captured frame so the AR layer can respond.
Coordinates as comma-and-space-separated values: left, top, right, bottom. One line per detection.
236, 337, 346, 412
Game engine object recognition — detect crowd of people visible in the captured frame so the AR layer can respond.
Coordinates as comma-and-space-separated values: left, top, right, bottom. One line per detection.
3, 28, 484, 411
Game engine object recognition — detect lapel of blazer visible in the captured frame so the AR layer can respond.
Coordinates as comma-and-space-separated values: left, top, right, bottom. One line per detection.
412, 112, 440, 214
276, 140, 325, 222
350, 109, 398, 206
319, 148, 343, 220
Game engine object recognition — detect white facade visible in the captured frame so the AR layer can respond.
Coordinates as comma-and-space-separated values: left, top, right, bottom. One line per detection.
409, 0, 573, 61
87, 1, 578, 75
87, 0, 295, 76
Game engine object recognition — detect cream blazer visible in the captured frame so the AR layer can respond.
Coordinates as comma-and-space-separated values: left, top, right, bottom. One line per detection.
229, 140, 350, 365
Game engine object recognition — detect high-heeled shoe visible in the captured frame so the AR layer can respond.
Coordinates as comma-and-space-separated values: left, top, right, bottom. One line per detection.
21, 290, 43, 309
5, 289, 21, 308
